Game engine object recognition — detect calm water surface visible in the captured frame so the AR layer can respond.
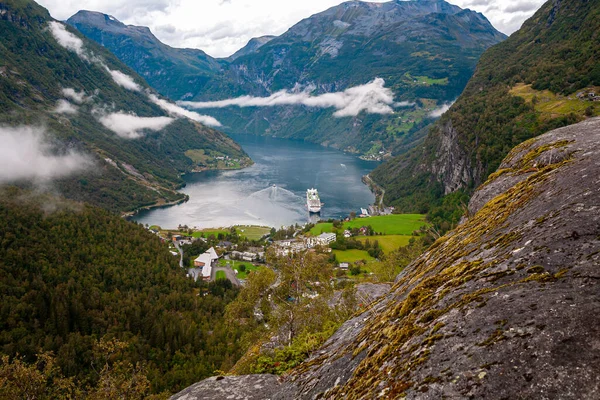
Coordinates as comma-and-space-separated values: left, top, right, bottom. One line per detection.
133, 134, 379, 229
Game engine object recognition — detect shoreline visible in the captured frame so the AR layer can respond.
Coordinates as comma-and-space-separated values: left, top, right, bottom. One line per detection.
122, 195, 190, 219
362, 174, 385, 209
123, 157, 253, 220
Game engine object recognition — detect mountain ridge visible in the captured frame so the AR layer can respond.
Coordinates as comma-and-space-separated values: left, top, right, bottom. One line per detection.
371, 0, 600, 219
67, 0, 506, 155
0, 0, 250, 213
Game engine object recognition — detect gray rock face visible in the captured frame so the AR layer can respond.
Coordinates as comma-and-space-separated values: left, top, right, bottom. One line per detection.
170, 375, 281, 400
427, 120, 474, 195
180, 118, 600, 399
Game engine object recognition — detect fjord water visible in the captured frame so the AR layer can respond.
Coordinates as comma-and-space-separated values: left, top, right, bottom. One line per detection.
133, 134, 378, 229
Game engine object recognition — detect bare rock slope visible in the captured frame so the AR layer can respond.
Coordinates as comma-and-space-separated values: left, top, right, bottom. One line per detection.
173, 117, 600, 399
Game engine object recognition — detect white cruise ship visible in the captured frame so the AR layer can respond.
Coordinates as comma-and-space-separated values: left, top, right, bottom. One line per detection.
306, 188, 322, 213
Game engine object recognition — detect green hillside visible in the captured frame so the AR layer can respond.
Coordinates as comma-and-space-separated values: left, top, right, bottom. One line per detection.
0, 187, 247, 395
372, 0, 600, 224
0, 0, 249, 213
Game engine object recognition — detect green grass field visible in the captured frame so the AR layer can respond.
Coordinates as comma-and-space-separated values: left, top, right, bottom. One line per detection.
510, 83, 600, 118
310, 214, 427, 236
233, 263, 262, 280
191, 225, 270, 241
215, 270, 227, 280
333, 249, 375, 263
345, 214, 427, 234
310, 223, 334, 235
192, 229, 229, 239
357, 235, 412, 254
237, 226, 271, 241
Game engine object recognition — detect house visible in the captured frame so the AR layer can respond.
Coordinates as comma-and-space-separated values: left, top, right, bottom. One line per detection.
193, 247, 220, 281
273, 239, 307, 255
217, 241, 233, 248
316, 233, 337, 246
344, 230, 352, 238
172, 234, 182, 241
207, 247, 219, 261
360, 208, 370, 217
339, 262, 349, 270
231, 250, 243, 260
242, 252, 257, 261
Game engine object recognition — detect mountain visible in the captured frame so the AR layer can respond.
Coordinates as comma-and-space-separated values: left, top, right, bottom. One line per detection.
227, 35, 276, 61
173, 117, 600, 399
0, 0, 250, 213
68, 0, 506, 155
372, 0, 600, 218
67, 10, 225, 101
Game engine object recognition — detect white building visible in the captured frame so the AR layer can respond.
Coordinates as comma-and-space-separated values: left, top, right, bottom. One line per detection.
193, 247, 219, 281
316, 233, 337, 245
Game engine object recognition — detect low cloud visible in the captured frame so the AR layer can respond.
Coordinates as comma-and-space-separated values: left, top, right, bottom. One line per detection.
54, 99, 78, 114
62, 88, 86, 103
180, 78, 395, 118
0, 126, 92, 184
47, 22, 220, 128
98, 112, 175, 139
48, 21, 87, 59
105, 67, 141, 91
429, 101, 456, 118
148, 94, 222, 127
48, 22, 142, 92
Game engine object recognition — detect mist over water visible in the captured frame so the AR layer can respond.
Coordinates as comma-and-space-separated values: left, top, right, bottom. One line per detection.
133, 134, 378, 229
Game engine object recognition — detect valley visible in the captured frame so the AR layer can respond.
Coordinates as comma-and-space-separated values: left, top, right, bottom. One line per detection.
2, 0, 600, 399
132, 133, 379, 229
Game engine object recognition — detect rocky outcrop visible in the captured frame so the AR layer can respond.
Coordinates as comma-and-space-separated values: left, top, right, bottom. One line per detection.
171, 375, 281, 400
174, 118, 600, 399
426, 121, 474, 195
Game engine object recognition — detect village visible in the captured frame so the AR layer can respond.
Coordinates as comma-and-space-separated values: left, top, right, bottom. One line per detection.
147, 212, 430, 287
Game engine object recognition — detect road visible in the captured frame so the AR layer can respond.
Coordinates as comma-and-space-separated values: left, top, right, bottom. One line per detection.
364, 174, 385, 209
174, 241, 184, 268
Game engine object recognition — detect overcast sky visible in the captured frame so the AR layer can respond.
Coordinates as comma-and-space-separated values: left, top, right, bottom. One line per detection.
37, 0, 546, 58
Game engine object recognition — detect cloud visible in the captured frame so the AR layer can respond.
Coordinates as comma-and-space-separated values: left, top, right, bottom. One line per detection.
61, 88, 86, 103
54, 99, 78, 114
98, 112, 175, 139
37, 0, 545, 58
0, 126, 92, 184
105, 67, 141, 91
48, 22, 142, 93
148, 94, 222, 127
48, 21, 88, 60
48, 23, 220, 128
180, 78, 395, 118
429, 101, 456, 118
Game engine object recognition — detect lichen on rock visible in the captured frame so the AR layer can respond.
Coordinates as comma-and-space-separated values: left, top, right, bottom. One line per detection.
173, 118, 600, 399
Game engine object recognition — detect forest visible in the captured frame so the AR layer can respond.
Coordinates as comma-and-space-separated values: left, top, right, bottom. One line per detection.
0, 187, 249, 396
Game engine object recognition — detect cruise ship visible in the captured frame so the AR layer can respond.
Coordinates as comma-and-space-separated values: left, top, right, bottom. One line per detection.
306, 188, 322, 213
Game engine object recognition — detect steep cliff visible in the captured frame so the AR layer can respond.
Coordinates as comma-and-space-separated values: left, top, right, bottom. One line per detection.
372, 0, 600, 212
173, 118, 600, 398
